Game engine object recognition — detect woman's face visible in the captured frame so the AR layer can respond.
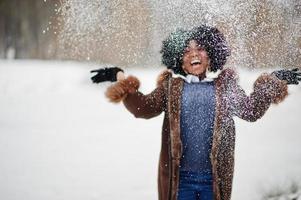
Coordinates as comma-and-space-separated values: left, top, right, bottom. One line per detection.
181, 40, 210, 77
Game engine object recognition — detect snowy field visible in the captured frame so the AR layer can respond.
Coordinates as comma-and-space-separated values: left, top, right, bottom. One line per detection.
0, 60, 301, 200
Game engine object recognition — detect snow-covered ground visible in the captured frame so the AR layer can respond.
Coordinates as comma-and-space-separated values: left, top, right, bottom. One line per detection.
0, 60, 300, 200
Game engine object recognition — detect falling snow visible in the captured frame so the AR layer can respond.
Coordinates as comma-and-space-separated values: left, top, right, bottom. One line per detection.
53, 0, 300, 68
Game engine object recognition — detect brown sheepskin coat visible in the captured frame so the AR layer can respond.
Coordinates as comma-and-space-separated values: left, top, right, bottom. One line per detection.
105, 68, 288, 200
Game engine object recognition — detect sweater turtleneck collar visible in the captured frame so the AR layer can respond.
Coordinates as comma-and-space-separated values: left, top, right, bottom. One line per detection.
171, 69, 221, 83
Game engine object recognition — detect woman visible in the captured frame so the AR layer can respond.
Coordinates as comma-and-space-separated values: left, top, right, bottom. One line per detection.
91, 25, 300, 200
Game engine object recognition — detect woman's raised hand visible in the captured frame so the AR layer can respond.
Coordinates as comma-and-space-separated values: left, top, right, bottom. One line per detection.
272, 68, 301, 85
90, 67, 124, 83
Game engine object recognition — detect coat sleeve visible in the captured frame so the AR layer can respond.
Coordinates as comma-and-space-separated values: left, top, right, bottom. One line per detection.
105, 72, 169, 119
228, 72, 288, 122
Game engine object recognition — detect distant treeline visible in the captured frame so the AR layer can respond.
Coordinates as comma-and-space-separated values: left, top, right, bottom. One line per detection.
0, 0, 59, 59
0, 0, 300, 69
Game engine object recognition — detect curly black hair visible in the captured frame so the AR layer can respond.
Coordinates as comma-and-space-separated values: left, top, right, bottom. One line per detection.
160, 25, 231, 76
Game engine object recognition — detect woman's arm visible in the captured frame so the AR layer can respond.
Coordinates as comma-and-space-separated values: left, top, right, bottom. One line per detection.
229, 72, 288, 122
106, 71, 170, 119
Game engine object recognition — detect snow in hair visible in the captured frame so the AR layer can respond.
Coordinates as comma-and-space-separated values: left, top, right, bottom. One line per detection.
160, 25, 231, 76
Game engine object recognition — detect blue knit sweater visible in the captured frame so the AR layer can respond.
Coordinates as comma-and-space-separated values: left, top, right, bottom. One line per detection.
179, 81, 216, 175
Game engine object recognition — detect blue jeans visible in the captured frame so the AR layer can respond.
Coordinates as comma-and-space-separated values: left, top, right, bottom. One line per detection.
177, 171, 213, 200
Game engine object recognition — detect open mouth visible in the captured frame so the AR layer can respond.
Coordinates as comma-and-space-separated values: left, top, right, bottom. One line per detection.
191, 59, 201, 66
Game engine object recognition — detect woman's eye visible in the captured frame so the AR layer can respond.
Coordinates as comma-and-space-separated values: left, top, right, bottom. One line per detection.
184, 48, 190, 52
197, 45, 204, 50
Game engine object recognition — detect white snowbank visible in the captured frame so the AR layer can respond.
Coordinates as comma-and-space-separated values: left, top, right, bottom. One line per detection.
0, 60, 300, 200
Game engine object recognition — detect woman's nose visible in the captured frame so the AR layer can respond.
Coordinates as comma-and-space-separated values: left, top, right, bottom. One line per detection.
191, 49, 198, 57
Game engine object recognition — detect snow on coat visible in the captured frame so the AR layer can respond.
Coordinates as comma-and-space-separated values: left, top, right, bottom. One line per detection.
105, 68, 288, 200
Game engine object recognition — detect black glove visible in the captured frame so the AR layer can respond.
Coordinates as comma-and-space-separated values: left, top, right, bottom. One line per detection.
90, 67, 124, 83
272, 68, 301, 85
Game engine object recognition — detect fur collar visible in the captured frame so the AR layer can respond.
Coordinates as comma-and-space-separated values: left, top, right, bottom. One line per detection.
157, 68, 238, 86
